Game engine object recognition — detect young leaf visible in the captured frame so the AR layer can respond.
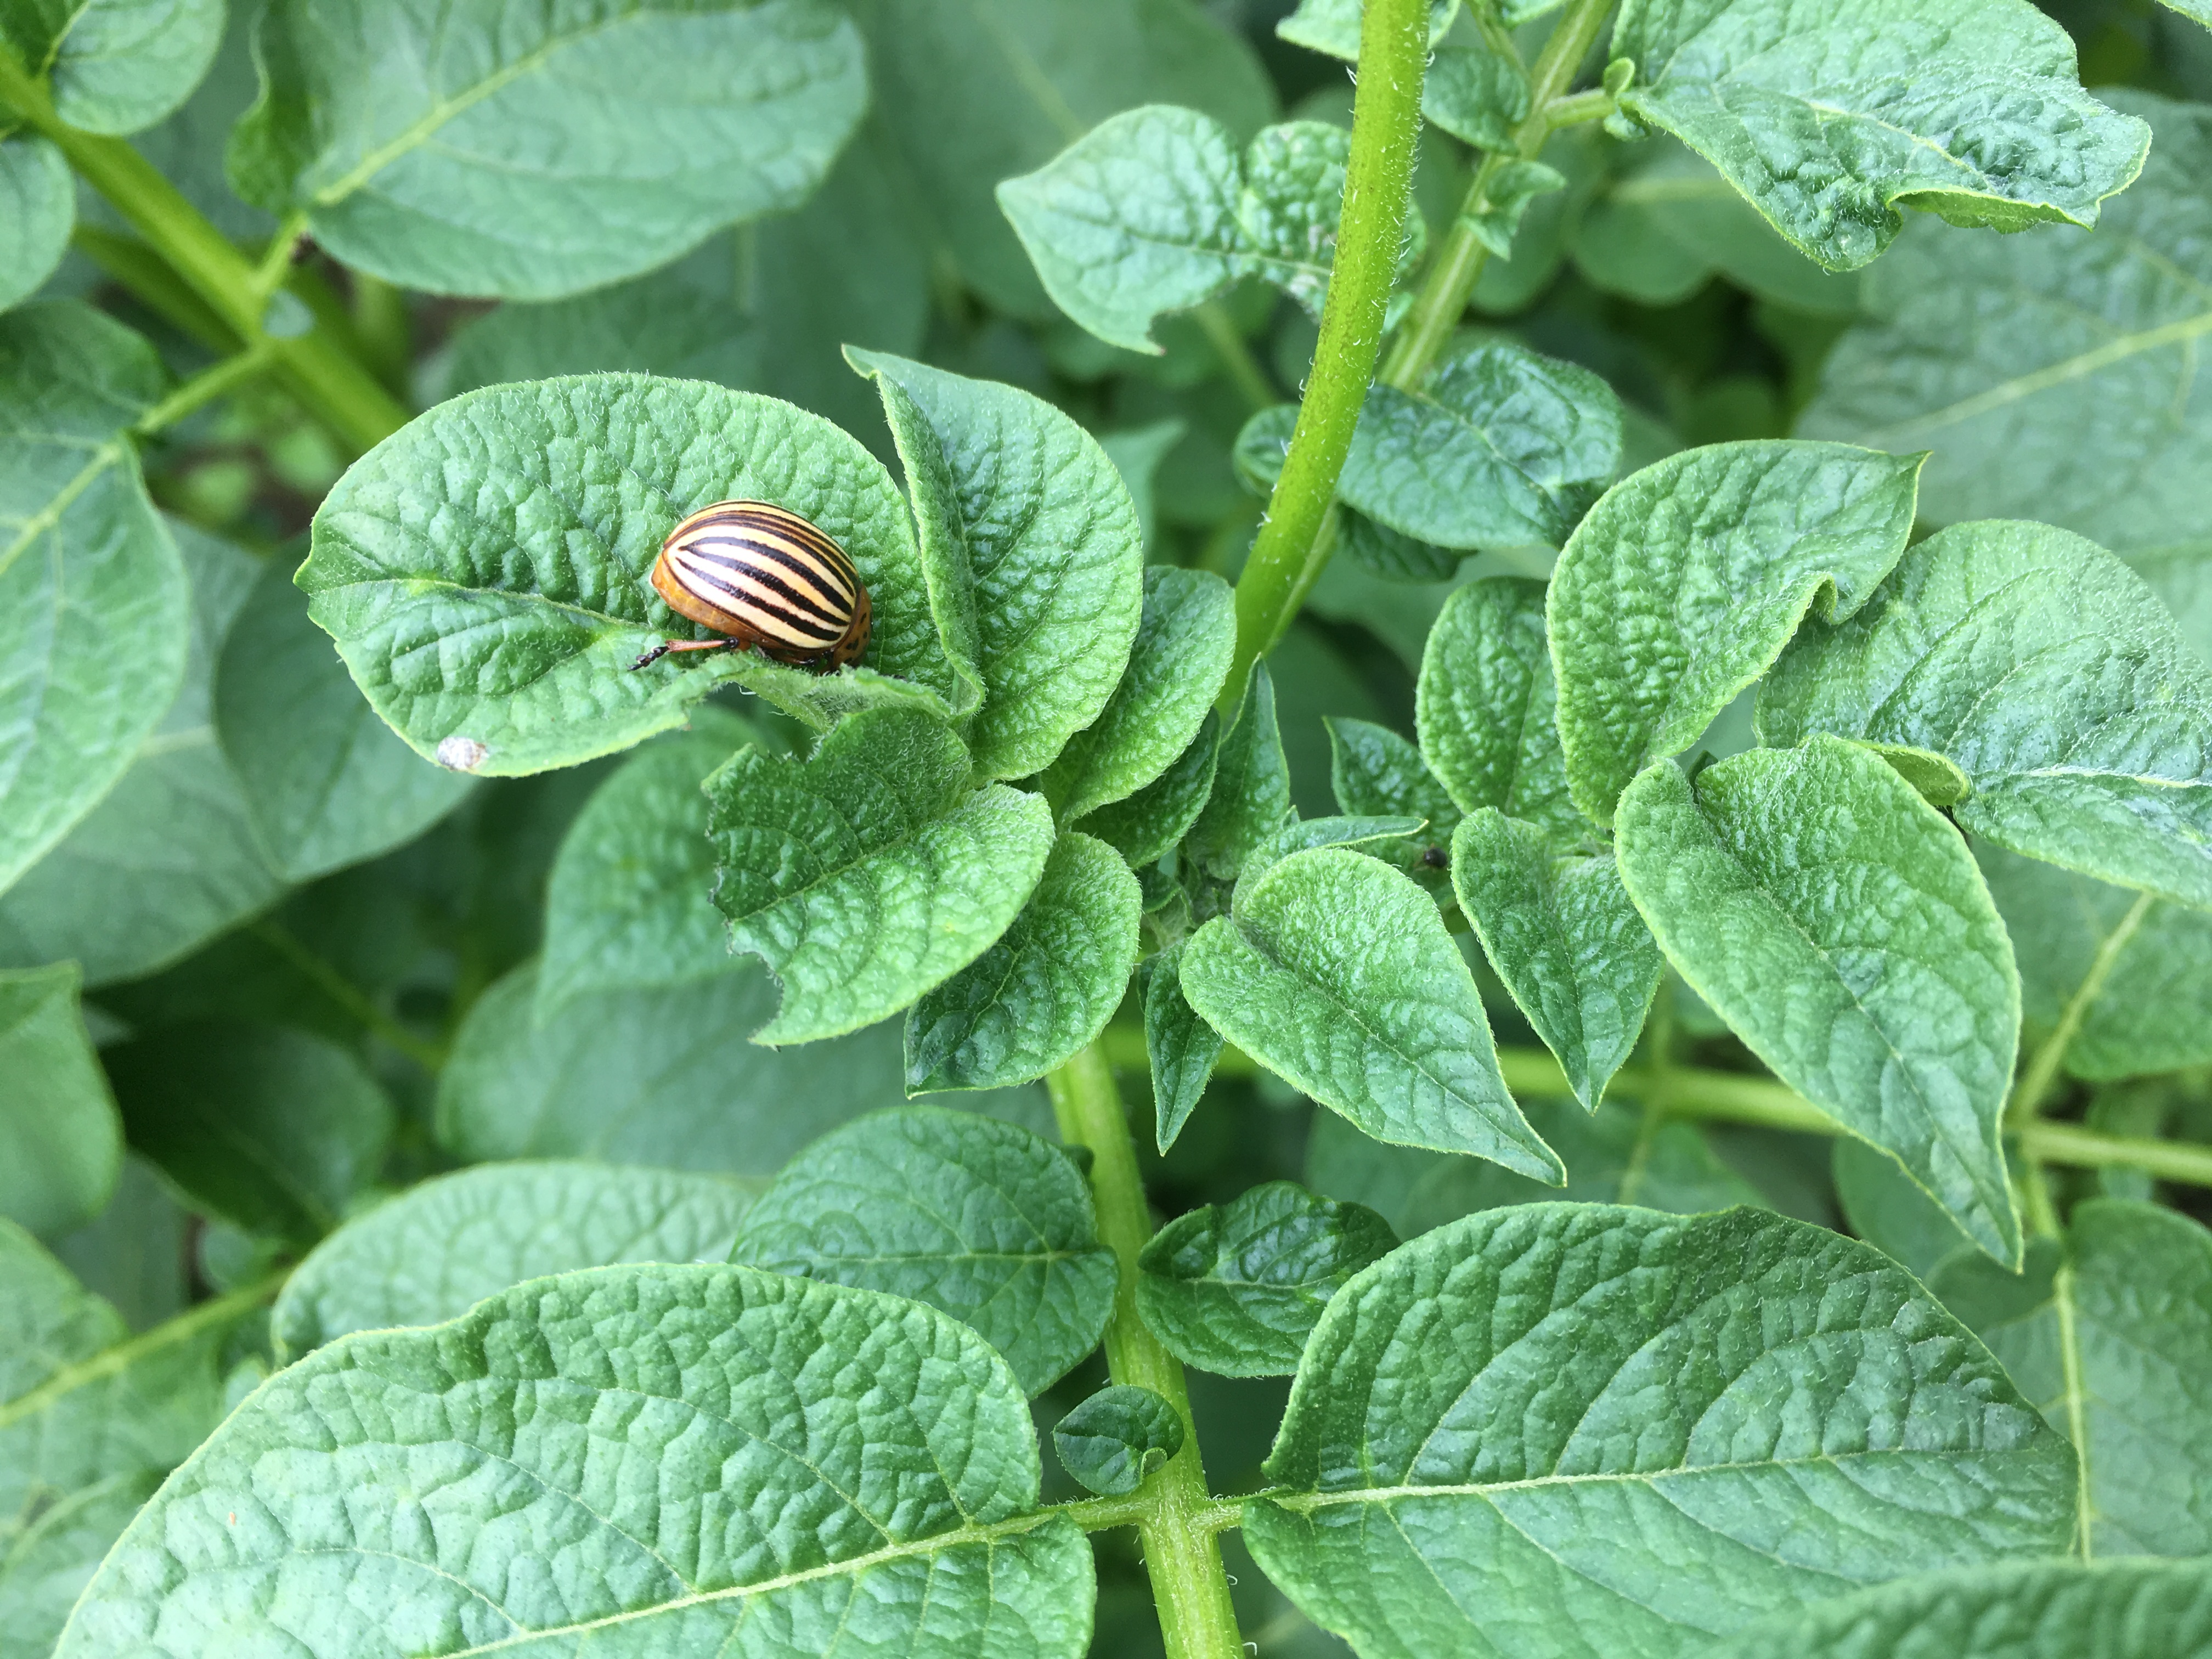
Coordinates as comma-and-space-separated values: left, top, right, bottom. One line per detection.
1246, 1205, 2077, 1659
1084, 708, 1222, 870
1136, 1181, 1397, 1377
271, 1162, 762, 1358
1931, 1200, 2212, 1558
0, 303, 187, 896
906, 831, 1141, 1093
0, 137, 70, 309
226, 0, 866, 299
1415, 576, 1582, 848
1611, 0, 2149, 272
1053, 1386, 1185, 1497
8, 0, 223, 135
215, 556, 473, 882
1716, 1559, 2212, 1659
997, 110, 1421, 352
732, 1107, 1116, 1396
1041, 565, 1235, 823
1452, 812, 1661, 1112
1615, 737, 2022, 1265
298, 374, 952, 774
0, 964, 119, 1238
0, 520, 281, 986
57, 1266, 1096, 1659
848, 351, 1146, 781
1759, 520, 2212, 912
707, 708, 1056, 1043
1180, 846, 1562, 1178
1339, 340, 1622, 552
104, 1022, 394, 1246
535, 708, 759, 1020
1184, 661, 1293, 880
1549, 441, 1923, 825
1141, 943, 1223, 1154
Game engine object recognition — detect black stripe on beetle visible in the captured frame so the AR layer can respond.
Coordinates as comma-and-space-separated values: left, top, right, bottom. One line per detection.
631, 500, 872, 673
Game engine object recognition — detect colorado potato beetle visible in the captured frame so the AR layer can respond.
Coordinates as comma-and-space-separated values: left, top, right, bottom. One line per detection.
631, 500, 871, 673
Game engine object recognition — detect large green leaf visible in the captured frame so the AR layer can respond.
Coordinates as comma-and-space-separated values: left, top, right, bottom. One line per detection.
0, 303, 186, 896
1930, 1199, 2212, 1559
299, 374, 953, 772
215, 556, 473, 883
707, 709, 1056, 1044
1801, 93, 2209, 557
271, 1161, 763, 1357
1615, 737, 2022, 1263
534, 708, 760, 1019
849, 352, 1146, 781
1716, 1559, 2212, 1659
0, 519, 282, 985
1611, 0, 2149, 271
0, 136, 69, 310
732, 1107, 1115, 1396
0, 963, 119, 1239
225, 0, 866, 299
1549, 440, 1922, 825
1180, 846, 1562, 1178
905, 831, 1141, 1093
1759, 521, 2212, 912
1246, 1204, 2077, 1659
2, 0, 222, 134
57, 1266, 1094, 1658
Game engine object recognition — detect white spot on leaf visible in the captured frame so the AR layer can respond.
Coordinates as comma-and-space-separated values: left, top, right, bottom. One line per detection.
436, 735, 490, 772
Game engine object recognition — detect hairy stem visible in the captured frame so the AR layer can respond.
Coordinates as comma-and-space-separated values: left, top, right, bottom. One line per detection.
1222, 0, 1427, 710
1048, 1042, 1243, 1659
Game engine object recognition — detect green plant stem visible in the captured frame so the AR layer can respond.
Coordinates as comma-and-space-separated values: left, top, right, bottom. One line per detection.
2007, 891, 2155, 1130
72, 224, 242, 353
1222, 0, 1427, 710
0, 52, 409, 454
250, 920, 449, 1072
1047, 1042, 1244, 1659
134, 344, 277, 437
1194, 301, 1278, 413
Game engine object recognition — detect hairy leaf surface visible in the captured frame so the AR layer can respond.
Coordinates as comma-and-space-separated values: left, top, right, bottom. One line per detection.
1416, 577, 1581, 847
1184, 662, 1293, 881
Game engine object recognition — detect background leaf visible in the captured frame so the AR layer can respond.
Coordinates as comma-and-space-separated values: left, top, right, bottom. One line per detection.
0, 137, 70, 311
8, 0, 223, 135
0, 964, 120, 1239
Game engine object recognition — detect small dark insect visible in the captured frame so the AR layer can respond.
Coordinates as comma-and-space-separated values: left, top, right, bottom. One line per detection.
631, 500, 871, 673
1420, 844, 1448, 869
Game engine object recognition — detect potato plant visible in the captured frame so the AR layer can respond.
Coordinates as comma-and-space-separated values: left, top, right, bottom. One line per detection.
5, 1, 2212, 1656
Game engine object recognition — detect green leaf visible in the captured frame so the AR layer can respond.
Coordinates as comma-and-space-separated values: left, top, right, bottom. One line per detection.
1759, 520, 2212, 912
1053, 1386, 1185, 1497
1832, 1137, 1973, 1281
905, 831, 1141, 1093
1136, 1180, 1396, 1377
299, 374, 953, 772
1234, 814, 1424, 896
0, 518, 282, 986
225, 0, 866, 300
1615, 736, 2022, 1264
1978, 845, 2212, 1081
1099, 420, 1185, 552
214, 554, 472, 882
0, 1222, 250, 1659
998, 110, 1420, 352
1041, 565, 1235, 824
1550, 441, 1923, 825
1247, 1204, 2077, 1659
534, 709, 760, 1019
1140, 942, 1222, 1154
0, 136, 69, 311
1084, 708, 1221, 870
1326, 716, 1459, 885
0, 303, 187, 897
848, 351, 1146, 781
732, 1107, 1116, 1397
442, 960, 1048, 1174
1184, 661, 1293, 881
1453, 812, 1661, 1112
104, 1021, 393, 1245
57, 1265, 1094, 1659
1716, 1559, 2212, 1659
1612, 0, 2149, 272
0, 964, 119, 1239
6, 0, 222, 134
1930, 1200, 2212, 1558
1276, 0, 1457, 62
1803, 92, 2207, 556
1180, 846, 1562, 1177
1415, 575, 1582, 848
707, 709, 1056, 1045
270, 1161, 762, 1358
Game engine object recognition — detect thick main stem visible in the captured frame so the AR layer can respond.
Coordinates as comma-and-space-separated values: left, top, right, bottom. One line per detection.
1047, 1043, 1243, 1659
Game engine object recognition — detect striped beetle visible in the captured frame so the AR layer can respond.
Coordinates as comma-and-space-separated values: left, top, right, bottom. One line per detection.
631, 500, 871, 673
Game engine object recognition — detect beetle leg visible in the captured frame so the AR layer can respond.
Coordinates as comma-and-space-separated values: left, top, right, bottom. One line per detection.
631, 638, 737, 672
